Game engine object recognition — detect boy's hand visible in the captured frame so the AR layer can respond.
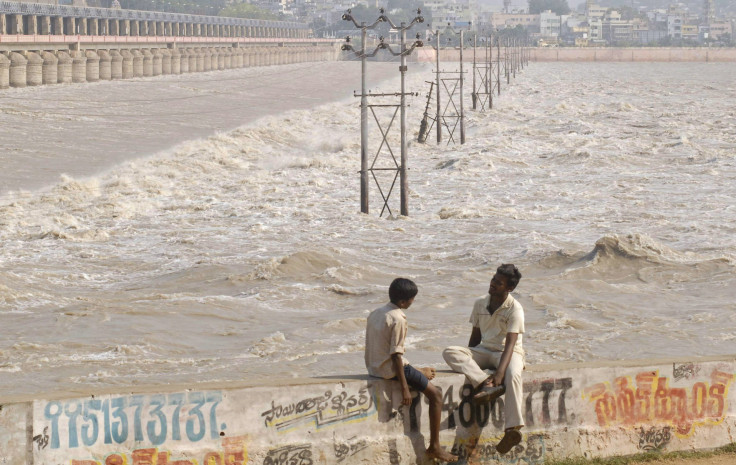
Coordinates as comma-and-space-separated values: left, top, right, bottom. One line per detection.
401, 387, 412, 405
490, 371, 504, 387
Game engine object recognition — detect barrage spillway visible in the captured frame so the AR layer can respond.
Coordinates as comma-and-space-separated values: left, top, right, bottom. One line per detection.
0, 0, 339, 88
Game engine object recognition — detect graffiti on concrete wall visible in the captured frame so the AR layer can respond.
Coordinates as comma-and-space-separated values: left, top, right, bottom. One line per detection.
32, 426, 50, 450
410, 378, 573, 432
260, 386, 374, 433
637, 426, 672, 451
262, 444, 312, 465
388, 438, 401, 465
583, 368, 735, 436
524, 377, 574, 427
447, 433, 545, 465
333, 435, 368, 463
673, 363, 699, 382
69, 435, 247, 465
41, 391, 224, 449
408, 383, 491, 432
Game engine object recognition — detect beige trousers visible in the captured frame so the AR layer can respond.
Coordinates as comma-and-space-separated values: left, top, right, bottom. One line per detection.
442, 345, 525, 429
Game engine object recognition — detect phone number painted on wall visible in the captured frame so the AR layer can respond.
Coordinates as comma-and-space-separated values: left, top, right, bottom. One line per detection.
40, 391, 224, 450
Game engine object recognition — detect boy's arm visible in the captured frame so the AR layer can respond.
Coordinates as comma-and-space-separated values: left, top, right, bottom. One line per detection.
468, 326, 482, 347
391, 353, 412, 405
490, 332, 518, 386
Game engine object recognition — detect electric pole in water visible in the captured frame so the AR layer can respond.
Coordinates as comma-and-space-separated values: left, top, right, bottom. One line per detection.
429, 23, 469, 145
342, 9, 424, 217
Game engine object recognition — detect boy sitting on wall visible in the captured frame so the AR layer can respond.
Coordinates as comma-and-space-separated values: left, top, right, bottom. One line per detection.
365, 278, 458, 463
443, 264, 525, 455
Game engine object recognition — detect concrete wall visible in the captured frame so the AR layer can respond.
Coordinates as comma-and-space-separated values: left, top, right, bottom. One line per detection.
415, 47, 736, 63
529, 47, 736, 62
0, 356, 734, 465
0, 43, 340, 89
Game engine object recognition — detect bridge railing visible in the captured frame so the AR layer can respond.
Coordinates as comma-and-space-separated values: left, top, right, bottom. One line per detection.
0, 1, 307, 30
0, 33, 333, 44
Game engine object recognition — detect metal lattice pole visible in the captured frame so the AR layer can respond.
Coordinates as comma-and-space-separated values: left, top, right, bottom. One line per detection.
472, 35, 477, 110
459, 29, 465, 144
436, 31, 441, 144
360, 25, 368, 214
400, 24, 408, 216
497, 35, 501, 96
432, 24, 468, 145
342, 9, 424, 217
506, 37, 511, 85
489, 32, 494, 108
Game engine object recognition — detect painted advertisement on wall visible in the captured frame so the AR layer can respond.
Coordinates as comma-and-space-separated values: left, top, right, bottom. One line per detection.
22, 359, 736, 465
31, 383, 376, 465
582, 362, 736, 452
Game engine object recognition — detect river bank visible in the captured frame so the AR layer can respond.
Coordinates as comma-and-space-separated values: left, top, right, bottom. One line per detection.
415, 47, 736, 62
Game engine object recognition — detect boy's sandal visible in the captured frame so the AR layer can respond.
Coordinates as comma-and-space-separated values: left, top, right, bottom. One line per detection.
471, 384, 506, 405
496, 429, 522, 454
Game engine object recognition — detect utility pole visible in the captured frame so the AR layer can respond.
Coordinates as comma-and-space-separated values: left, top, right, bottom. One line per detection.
505, 36, 510, 85
489, 31, 493, 108
471, 30, 493, 111
430, 23, 468, 145
342, 9, 424, 217
435, 30, 441, 144
400, 23, 408, 215
459, 28, 465, 144
472, 34, 477, 110
497, 33, 501, 96
360, 24, 368, 214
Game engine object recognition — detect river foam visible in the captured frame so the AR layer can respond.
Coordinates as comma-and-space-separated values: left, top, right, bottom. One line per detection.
0, 62, 734, 397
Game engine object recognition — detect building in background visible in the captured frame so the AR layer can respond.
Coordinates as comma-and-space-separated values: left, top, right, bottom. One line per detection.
539, 9, 561, 40
5, 0, 731, 46
483, 11, 538, 31
560, 15, 590, 46
424, 0, 478, 29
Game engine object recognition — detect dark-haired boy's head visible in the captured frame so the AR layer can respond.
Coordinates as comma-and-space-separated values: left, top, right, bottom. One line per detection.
496, 264, 522, 290
389, 278, 418, 305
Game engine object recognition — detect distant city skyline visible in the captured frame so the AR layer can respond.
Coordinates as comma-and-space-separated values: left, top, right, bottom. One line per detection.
478, 0, 588, 11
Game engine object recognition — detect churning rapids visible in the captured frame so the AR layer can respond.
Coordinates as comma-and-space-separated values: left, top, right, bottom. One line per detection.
0, 61, 735, 399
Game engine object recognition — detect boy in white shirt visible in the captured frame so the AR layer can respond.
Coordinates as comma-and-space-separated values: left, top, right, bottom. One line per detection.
442, 264, 525, 455
365, 278, 457, 463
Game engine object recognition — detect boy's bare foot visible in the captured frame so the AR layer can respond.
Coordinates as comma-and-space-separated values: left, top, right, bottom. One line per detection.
419, 367, 436, 380
426, 445, 458, 463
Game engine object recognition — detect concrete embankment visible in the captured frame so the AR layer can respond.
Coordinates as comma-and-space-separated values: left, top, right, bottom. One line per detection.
1, 356, 734, 464
0, 43, 340, 89
414, 47, 736, 63
530, 47, 736, 62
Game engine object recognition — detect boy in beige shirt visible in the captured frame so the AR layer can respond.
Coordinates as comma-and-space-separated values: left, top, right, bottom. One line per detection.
365, 278, 457, 463
443, 264, 525, 455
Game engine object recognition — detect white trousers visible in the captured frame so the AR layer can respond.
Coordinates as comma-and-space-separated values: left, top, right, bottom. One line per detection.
442, 345, 525, 429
